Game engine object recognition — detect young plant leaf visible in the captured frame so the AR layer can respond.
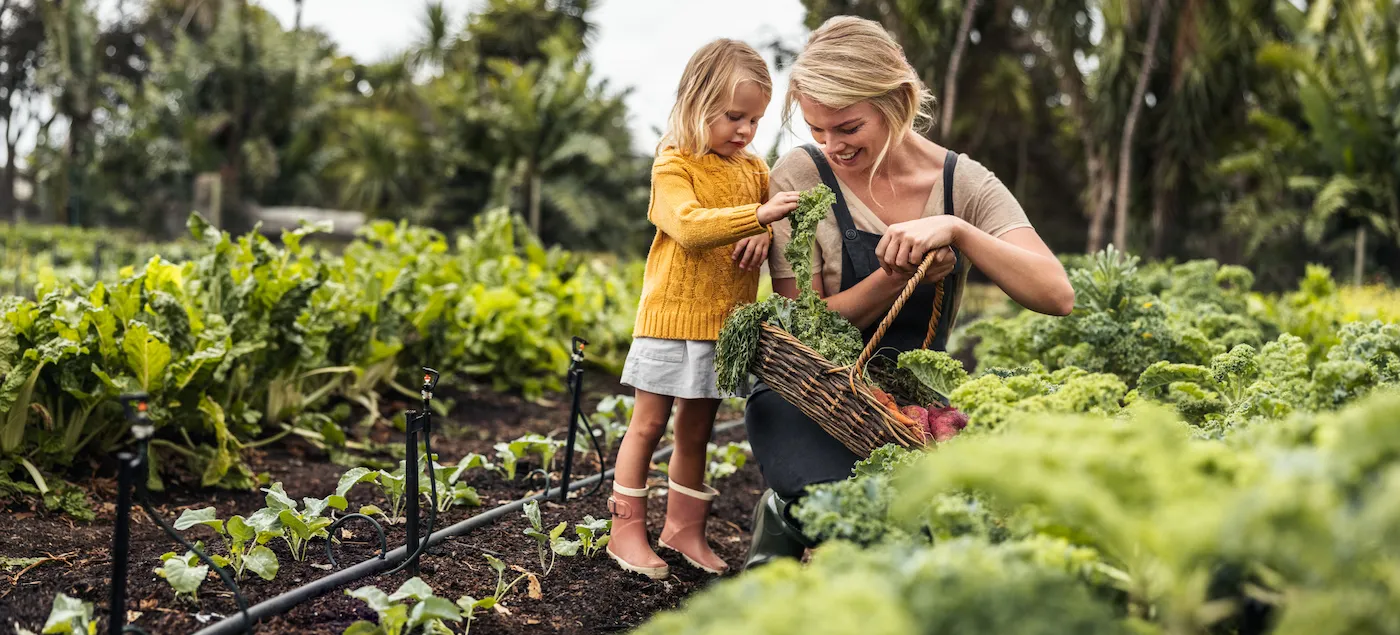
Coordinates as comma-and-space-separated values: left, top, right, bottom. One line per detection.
173, 507, 224, 534
244, 546, 279, 581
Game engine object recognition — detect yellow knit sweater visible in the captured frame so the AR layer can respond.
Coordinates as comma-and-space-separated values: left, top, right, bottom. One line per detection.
633, 147, 771, 341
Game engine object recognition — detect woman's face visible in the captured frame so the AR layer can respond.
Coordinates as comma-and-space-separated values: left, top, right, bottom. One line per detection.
798, 94, 889, 173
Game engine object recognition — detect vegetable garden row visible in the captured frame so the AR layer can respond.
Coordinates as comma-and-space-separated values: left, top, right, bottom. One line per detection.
4, 204, 1400, 634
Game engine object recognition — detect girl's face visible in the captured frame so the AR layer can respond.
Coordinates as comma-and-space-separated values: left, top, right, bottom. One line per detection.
798, 94, 889, 173
707, 79, 769, 157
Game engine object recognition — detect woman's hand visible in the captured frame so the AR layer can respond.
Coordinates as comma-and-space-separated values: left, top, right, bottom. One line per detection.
875, 216, 963, 275
886, 246, 957, 285
733, 232, 770, 271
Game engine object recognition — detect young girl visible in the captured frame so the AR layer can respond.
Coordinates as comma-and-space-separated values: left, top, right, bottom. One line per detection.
608, 39, 799, 579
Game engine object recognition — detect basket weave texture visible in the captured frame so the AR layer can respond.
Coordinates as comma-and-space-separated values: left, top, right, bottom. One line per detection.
751, 252, 947, 458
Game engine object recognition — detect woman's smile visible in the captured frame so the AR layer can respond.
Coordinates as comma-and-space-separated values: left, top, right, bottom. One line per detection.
829, 147, 861, 166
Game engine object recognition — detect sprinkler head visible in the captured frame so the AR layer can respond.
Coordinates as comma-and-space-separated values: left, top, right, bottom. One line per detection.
120, 393, 155, 440
421, 367, 440, 392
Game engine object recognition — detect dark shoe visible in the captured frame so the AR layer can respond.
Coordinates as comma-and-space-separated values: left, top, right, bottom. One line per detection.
742, 489, 814, 570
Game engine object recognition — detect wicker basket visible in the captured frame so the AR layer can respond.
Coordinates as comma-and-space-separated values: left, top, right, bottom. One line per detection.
751, 252, 948, 459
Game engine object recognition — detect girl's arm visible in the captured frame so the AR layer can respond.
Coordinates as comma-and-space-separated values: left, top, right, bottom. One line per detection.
877, 216, 1075, 316
649, 163, 767, 251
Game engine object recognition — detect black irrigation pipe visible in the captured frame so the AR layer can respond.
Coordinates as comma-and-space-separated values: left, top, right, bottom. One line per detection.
190, 418, 746, 635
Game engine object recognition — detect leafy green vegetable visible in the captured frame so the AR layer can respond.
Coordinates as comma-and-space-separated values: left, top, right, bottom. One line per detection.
896, 349, 969, 398
715, 184, 864, 394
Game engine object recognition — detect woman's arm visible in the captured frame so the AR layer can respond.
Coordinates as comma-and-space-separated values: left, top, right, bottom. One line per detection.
877, 216, 1075, 316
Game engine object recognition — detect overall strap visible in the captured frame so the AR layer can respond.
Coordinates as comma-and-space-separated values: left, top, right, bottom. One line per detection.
943, 150, 959, 218
800, 144, 861, 244
923, 149, 964, 350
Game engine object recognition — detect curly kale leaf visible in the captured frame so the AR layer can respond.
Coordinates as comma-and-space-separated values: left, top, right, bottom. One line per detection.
897, 349, 969, 398
785, 184, 836, 290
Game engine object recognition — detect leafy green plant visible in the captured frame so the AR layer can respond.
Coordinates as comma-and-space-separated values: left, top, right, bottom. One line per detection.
154, 548, 210, 603
342, 577, 462, 635
261, 482, 346, 561
574, 515, 611, 558
427, 453, 488, 513
494, 434, 564, 481
14, 593, 98, 635
521, 500, 579, 575
173, 506, 281, 581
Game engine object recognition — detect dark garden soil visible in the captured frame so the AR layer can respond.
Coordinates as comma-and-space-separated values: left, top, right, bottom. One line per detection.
1, 375, 765, 635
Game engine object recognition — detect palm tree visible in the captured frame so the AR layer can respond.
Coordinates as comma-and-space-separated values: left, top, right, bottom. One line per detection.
483, 38, 627, 235
1220, 0, 1400, 284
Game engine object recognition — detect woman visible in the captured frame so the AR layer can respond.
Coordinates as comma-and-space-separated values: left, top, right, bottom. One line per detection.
743, 15, 1075, 569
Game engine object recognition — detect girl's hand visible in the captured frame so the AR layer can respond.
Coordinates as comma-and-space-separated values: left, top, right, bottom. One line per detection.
876, 216, 964, 275
733, 233, 770, 271
756, 191, 800, 226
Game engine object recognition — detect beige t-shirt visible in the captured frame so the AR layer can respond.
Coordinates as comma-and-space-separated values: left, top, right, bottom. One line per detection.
766, 147, 1032, 329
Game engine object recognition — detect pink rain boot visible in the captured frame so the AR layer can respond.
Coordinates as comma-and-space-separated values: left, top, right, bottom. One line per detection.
657, 480, 729, 575
606, 482, 669, 580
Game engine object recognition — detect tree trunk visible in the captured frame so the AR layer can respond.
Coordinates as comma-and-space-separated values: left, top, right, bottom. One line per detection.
2, 114, 15, 221
223, 0, 251, 228
294, 0, 303, 31
1113, 0, 1168, 252
1150, 171, 1173, 259
1353, 225, 1367, 286
1086, 164, 1114, 253
1050, 33, 1114, 254
527, 169, 543, 237
941, 0, 982, 139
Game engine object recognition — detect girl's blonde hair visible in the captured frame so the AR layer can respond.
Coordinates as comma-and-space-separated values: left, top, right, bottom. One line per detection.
784, 16, 935, 179
659, 39, 772, 157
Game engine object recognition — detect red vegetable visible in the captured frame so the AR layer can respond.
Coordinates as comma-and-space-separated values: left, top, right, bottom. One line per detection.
925, 404, 969, 443
932, 418, 959, 442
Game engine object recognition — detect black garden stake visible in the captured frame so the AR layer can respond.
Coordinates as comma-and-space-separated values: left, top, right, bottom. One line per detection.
559, 337, 607, 503
112, 394, 251, 635
398, 368, 440, 576
108, 394, 152, 635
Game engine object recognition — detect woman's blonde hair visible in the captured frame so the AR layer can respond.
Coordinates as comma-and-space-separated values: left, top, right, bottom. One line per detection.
659, 38, 772, 157
784, 16, 935, 179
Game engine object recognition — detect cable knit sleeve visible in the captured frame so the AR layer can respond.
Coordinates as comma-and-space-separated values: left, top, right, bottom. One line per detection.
647, 154, 766, 250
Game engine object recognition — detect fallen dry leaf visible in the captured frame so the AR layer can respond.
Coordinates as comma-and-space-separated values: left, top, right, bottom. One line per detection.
139, 599, 158, 610
526, 573, 542, 600
493, 603, 512, 616
127, 611, 143, 622
340, 529, 355, 540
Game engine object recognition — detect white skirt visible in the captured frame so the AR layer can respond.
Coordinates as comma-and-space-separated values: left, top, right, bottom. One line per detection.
620, 337, 751, 400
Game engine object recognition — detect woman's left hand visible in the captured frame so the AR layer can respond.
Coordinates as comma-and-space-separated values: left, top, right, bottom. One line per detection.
876, 215, 963, 275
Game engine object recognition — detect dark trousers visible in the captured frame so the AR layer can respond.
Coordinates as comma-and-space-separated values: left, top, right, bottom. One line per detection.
743, 383, 862, 499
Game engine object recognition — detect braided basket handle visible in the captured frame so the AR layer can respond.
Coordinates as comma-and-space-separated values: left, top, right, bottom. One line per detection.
850, 250, 946, 376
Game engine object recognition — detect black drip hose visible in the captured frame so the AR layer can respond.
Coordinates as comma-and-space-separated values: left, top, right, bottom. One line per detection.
574, 410, 607, 499
132, 449, 252, 635
324, 514, 389, 568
